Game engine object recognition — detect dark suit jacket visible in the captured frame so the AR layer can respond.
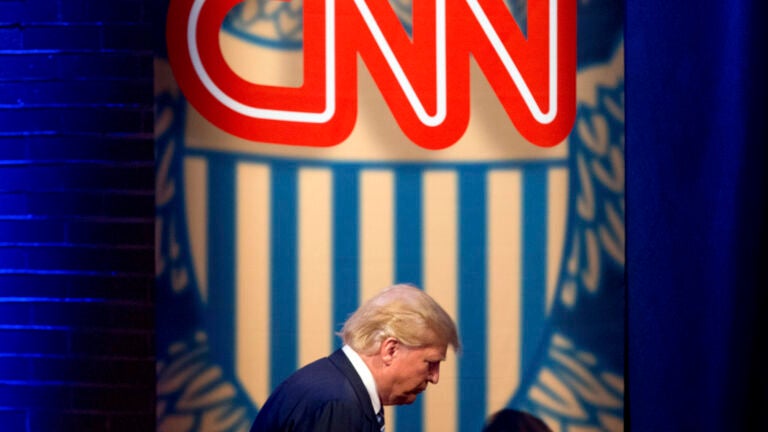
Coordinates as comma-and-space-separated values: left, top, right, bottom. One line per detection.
249, 348, 381, 432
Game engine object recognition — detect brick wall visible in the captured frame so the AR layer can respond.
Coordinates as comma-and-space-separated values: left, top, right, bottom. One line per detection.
0, 0, 155, 430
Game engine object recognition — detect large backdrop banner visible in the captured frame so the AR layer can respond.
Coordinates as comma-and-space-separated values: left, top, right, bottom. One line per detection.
155, 0, 624, 431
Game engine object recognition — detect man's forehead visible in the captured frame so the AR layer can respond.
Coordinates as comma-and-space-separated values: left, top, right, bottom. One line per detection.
423, 344, 448, 360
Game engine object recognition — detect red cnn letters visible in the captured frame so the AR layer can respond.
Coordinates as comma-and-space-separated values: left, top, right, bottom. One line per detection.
166, 0, 576, 149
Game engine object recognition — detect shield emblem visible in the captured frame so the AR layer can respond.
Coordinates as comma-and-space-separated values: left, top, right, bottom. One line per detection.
155, 1, 625, 431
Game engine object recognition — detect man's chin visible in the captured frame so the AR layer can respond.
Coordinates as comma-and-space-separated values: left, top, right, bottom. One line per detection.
395, 394, 420, 405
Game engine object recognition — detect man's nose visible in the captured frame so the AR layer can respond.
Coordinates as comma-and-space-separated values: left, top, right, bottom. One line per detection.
427, 363, 440, 384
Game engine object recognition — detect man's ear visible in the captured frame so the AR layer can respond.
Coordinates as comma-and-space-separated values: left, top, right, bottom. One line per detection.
380, 337, 399, 365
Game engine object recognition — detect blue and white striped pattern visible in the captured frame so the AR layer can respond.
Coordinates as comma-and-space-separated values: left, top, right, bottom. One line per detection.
181, 152, 569, 432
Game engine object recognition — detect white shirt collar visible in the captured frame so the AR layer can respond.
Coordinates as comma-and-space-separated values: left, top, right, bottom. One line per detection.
341, 344, 381, 414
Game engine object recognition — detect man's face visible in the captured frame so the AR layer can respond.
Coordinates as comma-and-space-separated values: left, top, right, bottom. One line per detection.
381, 343, 447, 405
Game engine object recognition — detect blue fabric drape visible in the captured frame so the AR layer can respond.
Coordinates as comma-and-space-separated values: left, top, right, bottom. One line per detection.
627, 0, 768, 430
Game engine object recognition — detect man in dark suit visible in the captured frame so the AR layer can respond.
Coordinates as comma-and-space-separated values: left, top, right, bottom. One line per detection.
249, 283, 461, 432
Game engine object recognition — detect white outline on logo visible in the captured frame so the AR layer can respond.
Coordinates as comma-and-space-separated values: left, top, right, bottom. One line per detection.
187, 0, 559, 125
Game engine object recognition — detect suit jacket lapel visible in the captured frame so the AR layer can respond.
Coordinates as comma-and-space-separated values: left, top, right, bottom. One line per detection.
328, 348, 378, 423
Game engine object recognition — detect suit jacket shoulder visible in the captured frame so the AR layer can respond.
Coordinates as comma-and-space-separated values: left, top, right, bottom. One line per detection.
250, 349, 380, 432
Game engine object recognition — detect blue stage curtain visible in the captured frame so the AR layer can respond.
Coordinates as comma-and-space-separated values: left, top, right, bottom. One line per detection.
627, 0, 768, 430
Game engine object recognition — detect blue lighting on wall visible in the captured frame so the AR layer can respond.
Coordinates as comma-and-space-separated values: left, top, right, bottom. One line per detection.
0, 0, 155, 429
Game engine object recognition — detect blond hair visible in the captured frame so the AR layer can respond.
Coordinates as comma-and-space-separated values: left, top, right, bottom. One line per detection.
339, 283, 460, 355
